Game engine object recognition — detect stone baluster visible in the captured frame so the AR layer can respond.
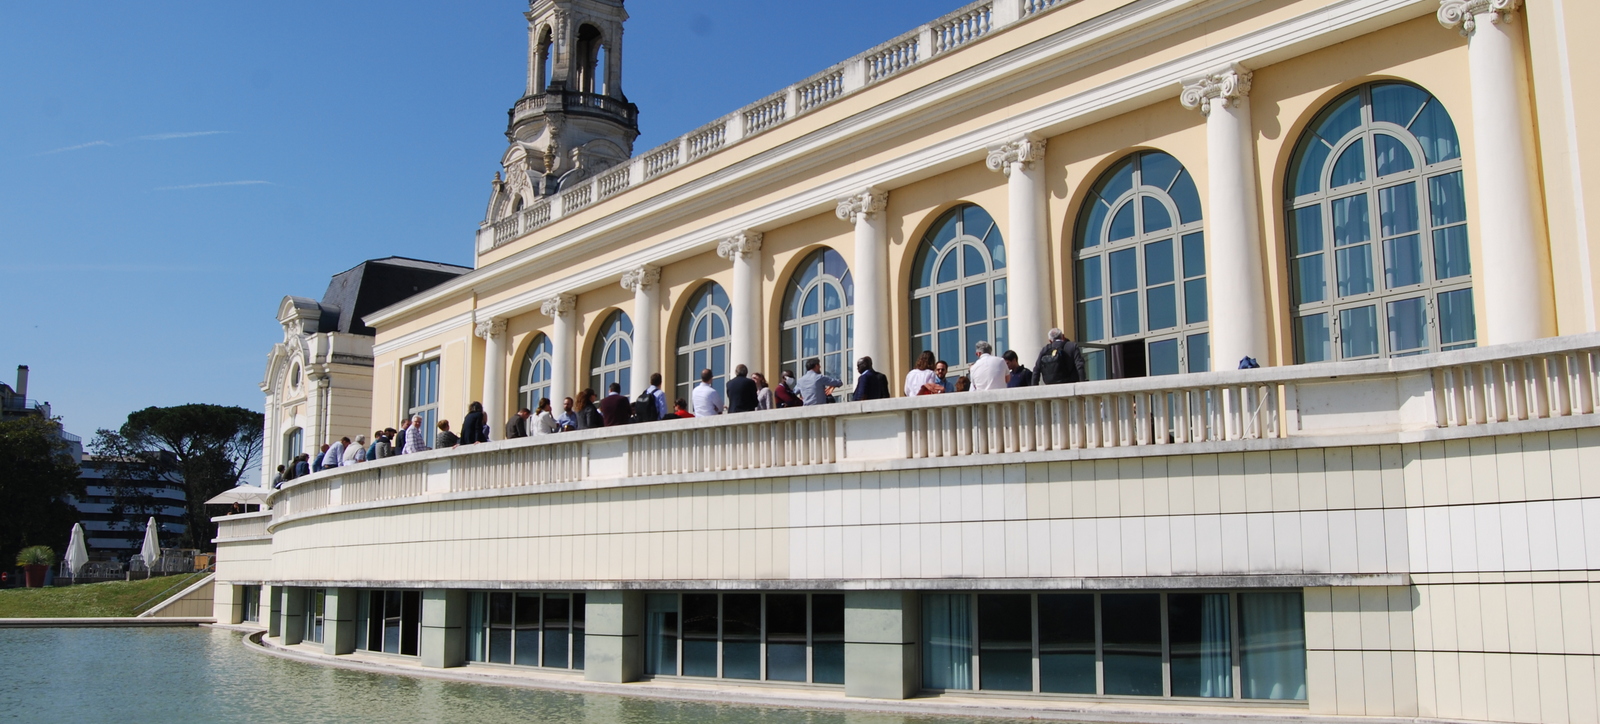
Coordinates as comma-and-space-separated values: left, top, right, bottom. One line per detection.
836, 189, 890, 371
1181, 63, 1269, 369
475, 317, 508, 433
986, 134, 1051, 357
621, 265, 661, 395
541, 294, 576, 407
717, 231, 765, 374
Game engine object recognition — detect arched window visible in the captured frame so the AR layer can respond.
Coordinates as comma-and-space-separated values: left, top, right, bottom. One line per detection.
589, 310, 633, 396
518, 334, 554, 412
575, 24, 602, 94
780, 248, 854, 386
535, 26, 553, 94
283, 428, 303, 467
1287, 82, 1471, 362
910, 204, 1007, 374
1075, 150, 1208, 378
675, 283, 731, 403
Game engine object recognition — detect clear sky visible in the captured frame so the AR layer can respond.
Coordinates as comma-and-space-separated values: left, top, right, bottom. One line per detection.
0, 0, 951, 440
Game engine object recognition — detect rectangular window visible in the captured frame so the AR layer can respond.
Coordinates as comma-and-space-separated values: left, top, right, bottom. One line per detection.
240, 585, 260, 623
645, 594, 680, 676
304, 588, 325, 644
1239, 592, 1307, 700
465, 591, 585, 671
1101, 593, 1162, 696
405, 358, 440, 435
359, 590, 422, 657
1168, 593, 1231, 697
681, 593, 719, 677
812, 594, 845, 685
977, 594, 1032, 691
1037, 593, 1095, 694
642, 593, 846, 685
921, 593, 972, 690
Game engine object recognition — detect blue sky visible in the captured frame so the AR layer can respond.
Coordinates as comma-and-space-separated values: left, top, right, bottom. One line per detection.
0, 1, 949, 440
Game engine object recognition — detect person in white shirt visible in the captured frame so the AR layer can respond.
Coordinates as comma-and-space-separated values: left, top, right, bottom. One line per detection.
967, 340, 1009, 391
342, 435, 367, 465
904, 349, 942, 397
691, 368, 724, 417
533, 398, 560, 435
322, 438, 346, 469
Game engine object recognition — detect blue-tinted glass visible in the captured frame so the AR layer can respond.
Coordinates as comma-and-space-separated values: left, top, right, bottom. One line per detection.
1142, 196, 1172, 234
1428, 172, 1467, 226
1140, 151, 1182, 191
711, 315, 725, 339
821, 249, 848, 280
937, 290, 959, 328
1080, 197, 1109, 249
1144, 239, 1174, 285
1147, 285, 1176, 331
605, 341, 618, 365
984, 222, 1006, 269
823, 284, 841, 312
992, 278, 1007, 319
1336, 245, 1374, 297
1111, 293, 1140, 337
977, 594, 1033, 692
1438, 288, 1476, 346
1187, 333, 1210, 372
1102, 593, 1163, 696
693, 318, 708, 344
1148, 338, 1179, 376
1340, 305, 1380, 358
1109, 248, 1138, 293
930, 212, 959, 251
1294, 254, 1326, 305
916, 248, 937, 288
1182, 232, 1206, 277
765, 595, 807, 683
1332, 195, 1370, 247
963, 244, 985, 278
781, 329, 795, 366
1079, 300, 1104, 342
1378, 182, 1419, 237
840, 271, 853, 304
1371, 83, 1428, 127
796, 257, 819, 290
1384, 235, 1423, 289
823, 318, 841, 355
1316, 92, 1363, 144
1078, 257, 1102, 299
1170, 170, 1203, 223
1038, 594, 1095, 694
711, 284, 728, 307
965, 324, 988, 354
936, 255, 958, 284
1296, 313, 1331, 363
1410, 98, 1461, 164
692, 349, 706, 372
1292, 138, 1331, 197
1330, 139, 1366, 188
1099, 158, 1135, 203
801, 323, 819, 357
962, 204, 995, 241
1168, 593, 1232, 698
618, 340, 630, 363
1433, 226, 1471, 279
711, 346, 726, 388
964, 284, 988, 322
1387, 297, 1428, 354
802, 288, 818, 316
1109, 202, 1136, 242
938, 330, 961, 364
1185, 278, 1208, 324
1084, 349, 1106, 380
912, 334, 932, 356
1373, 134, 1415, 177
912, 296, 932, 335
994, 319, 1008, 356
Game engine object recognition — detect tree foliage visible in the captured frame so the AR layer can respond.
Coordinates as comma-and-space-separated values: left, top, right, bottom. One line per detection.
91, 404, 263, 551
0, 416, 83, 571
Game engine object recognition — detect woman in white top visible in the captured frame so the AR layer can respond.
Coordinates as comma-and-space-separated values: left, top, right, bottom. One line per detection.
343, 435, 368, 464
753, 372, 773, 411
904, 350, 942, 397
533, 398, 560, 435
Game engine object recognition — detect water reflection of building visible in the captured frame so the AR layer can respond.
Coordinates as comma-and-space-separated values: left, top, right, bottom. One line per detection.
214, 1, 1600, 722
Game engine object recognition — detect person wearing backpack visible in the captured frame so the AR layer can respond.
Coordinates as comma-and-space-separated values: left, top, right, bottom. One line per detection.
1032, 328, 1086, 385
643, 372, 668, 419
632, 387, 661, 423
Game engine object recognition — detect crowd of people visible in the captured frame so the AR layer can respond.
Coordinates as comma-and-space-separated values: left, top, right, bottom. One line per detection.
272, 329, 1086, 488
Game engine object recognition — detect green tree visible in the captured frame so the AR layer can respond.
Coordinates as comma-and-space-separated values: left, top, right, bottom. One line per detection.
92, 404, 263, 551
0, 416, 83, 572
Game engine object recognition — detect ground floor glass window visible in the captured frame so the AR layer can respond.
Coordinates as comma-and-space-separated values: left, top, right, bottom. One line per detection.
466, 591, 585, 670
358, 590, 421, 656
303, 588, 325, 644
240, 585, 260, 623
643, 592, 844, 685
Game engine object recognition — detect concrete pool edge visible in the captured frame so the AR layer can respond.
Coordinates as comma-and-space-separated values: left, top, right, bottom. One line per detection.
0, 617, 213, 628
235, 631, 1493, 724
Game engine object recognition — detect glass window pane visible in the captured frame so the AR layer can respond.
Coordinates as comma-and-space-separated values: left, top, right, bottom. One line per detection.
1332, 195, 1370, 247
822, 284, 841, 312
938, 330, 961, 364
964, 323, 988, 354
1384, 235, 1424, 289
1431, 226, 1471, 281
1148, 338, 1179, 376
1147, 285, 1177, 331
1378, 182, 1420, 237
1316, 92, 1363, 144
1139, 151, 1182, 191
1373, 134, 1415, 177
1038, 594, 1095, 694
1100, 158, 1135, 203
543, 594, 570, 669
645, 594, 678, 676
1081, 198, 1109, 249
1411, 98, 1461, 164
1428, 171, 1467, 226
1336, 245, 1375, 297
1170, 170, 1203, 224
977, 594, 1033, 692
1330, 139, 1366, 188
1340, 305, 1380, 359
921, 594, 972, 690
1289, 206, 1323, 258
1239, 592, 1308, 700
1296, 313, 1331, 363
1109, 248, 1138, 293
1144, 239, 1174, 285
1079, 300, 1104, 343
765, 594, 808, 682
823, 318, 841, 355
964, 283, 988, 323
1102, 593, 1163, 696
682, 593, 718, 678
1294, 254, 1326, 305
1438, 288, 1476, 347
1111, 293, 1140, 338
963, 244, 986, 278
722, 594, 761, 680
1292, 137, 1331, 198
992, 278, 1007, 321
572, 594, 585, 670
1109, 202, 1136, 242
802, 288, 818, 317
1077, 257, 1102, 300
937, 290, 959, 328
801, 323, 819, 358
514, 593, 541, 666
1141, 196, 1172, 234
1170, 593, 1232, 698
1185, 279, 1208, 325
1371, 83, 1428, 127
937, 255, 958, 284
812, 594, 846, 685
1387, 297, 1429, 354
1187, 333, 1210, 373
911, 296, 932, 336
1182, 232, 1206, 278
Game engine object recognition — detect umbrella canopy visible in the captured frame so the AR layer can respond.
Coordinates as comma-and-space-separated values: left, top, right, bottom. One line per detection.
65, 523, 89, 577
141, 517, 162, 569
204, 485, 273, 506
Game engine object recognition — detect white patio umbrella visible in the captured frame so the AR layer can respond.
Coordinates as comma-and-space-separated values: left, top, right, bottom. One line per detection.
140, 517, 162, 575
203, 485, 273, 506
65, 523, 89, 579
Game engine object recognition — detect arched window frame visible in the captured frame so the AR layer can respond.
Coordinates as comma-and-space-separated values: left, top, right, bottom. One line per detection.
910, 203, 1008, 376
1074, 150, 1209, 379
780, 249, 855, 387
574, 24, 603, 94
589, 310, 633, 396
1286, 82, 1473, 363
535, 25, 553, 94
518, 333, 554, 412
675, 283, 732, 404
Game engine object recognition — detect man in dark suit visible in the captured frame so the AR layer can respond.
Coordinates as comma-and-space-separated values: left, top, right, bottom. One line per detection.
726, 364, 759, 412
599, 382, 633, 426
460, 401, 487, 444
852, 356, 891, 401
505, 408, 531, 439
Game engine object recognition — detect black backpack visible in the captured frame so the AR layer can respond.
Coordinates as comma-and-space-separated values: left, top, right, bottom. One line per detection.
1036, 341, 1078, 384
632, 391, 659, 423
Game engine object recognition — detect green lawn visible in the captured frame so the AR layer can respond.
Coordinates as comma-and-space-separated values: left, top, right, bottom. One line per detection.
0, 573, 208, 618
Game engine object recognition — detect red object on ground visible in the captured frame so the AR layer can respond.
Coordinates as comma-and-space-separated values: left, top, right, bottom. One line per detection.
23, 565, 47, 588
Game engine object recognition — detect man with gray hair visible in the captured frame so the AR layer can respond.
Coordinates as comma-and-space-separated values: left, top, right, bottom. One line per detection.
968, 340, 1008, 391
1033, 327, 1086, 385
402, 415, 430, 454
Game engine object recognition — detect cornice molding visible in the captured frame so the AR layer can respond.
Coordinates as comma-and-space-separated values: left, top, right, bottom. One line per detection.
539, 293, 576, 318
1438, 0, 1522, 36
1179, 63, 1253, 116
984, 134, 1047, 177
715, 231, 764, 260
834, 189, 889, 224
619, 265, 661, 293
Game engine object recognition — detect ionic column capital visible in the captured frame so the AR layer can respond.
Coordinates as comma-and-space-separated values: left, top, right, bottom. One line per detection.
835, 189, 888, 224
1438, 0, 1522, 36
620, 264, 661, 293
716, 231, 764, 260
984, 134, 1047, 177
539, 293, 576, 318
1180, 63, 1253, 117
473, 318, 507, 339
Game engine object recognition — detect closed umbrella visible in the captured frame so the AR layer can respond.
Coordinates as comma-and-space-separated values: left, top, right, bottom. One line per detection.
65, 523, 89, 580
140, 517, 162, 576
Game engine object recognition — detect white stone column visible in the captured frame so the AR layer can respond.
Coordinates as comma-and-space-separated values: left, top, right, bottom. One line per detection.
836, 189, 890, 370
621, 265, 661, 395
474, 318, 508, 431
1181, 63, 1270, 369
986, 134, 1051, 356
1439, 0, 1553, 343
541, 294, 576, 407
717, 231, 764, 374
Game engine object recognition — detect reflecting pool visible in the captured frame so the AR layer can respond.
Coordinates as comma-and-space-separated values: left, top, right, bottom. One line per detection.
0, 628, 1042, 723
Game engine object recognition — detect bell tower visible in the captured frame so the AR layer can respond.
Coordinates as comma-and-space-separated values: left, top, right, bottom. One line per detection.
489, 0, 639, 219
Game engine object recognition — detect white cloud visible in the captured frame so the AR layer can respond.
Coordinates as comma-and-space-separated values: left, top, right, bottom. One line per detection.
138, 131, 229, 141
153, 180, 273, 191
36, 140, 112, 156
